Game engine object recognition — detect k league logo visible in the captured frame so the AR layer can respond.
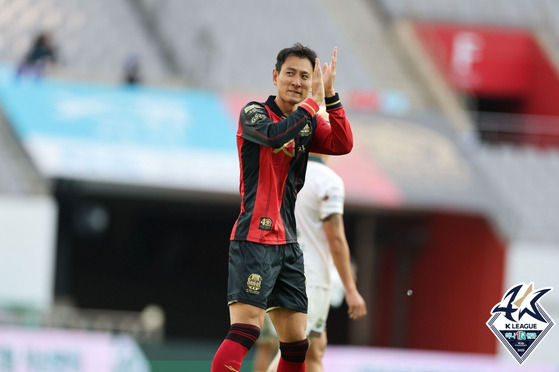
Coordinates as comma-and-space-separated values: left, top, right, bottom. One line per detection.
487, 283, 555, 365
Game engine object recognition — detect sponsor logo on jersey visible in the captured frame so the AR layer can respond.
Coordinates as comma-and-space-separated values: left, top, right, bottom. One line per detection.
251, 113, 267, 123
243, 104, 264, 115
259, 217, 273, 231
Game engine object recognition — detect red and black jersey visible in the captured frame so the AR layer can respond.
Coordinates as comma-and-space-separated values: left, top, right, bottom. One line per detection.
230, 94, 353, 244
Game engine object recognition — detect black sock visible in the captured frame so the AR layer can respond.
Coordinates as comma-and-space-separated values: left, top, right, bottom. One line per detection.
279, 339, 309, 363
225, 323, 260, 350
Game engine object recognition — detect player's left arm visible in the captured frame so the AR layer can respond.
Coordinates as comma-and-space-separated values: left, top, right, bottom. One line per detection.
323, 213, 367, 320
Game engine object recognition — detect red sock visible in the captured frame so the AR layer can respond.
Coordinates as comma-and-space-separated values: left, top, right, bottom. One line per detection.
277, 339, 309, 372
211, 323, 260, 372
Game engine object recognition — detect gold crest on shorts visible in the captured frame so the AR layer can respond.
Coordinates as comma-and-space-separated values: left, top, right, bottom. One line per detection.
246, 273, 262, 295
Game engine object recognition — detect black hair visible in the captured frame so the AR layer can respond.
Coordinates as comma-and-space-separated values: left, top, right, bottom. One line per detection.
275, 42, 317, 72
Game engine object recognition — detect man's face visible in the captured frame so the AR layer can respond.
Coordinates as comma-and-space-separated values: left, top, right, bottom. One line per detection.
273, 55, 313, 106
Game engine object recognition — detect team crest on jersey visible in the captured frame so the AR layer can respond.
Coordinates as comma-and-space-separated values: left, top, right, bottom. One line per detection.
300, 123, 311, 137
486, 282, 555, 365
259, 217, 273, 231
246, 273, 262, 295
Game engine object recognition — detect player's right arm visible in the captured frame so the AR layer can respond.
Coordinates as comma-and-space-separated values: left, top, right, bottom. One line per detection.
239, 100, 319, 148
323, 213, 367, 320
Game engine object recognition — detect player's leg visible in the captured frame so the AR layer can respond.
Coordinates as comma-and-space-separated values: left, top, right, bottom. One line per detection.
264, 331, 326, 372
268, 308, 308, 372
253, 313, 278, 372
266, 243, 309, 372
212, 241, 276, 372
264, 348, 281, 372
253, 337, 278, 372
304, 286, 330, 372
263, 314, 314, 372
269, 308, 307, 342
306, 331, 327, 372
212, 303, 264, 372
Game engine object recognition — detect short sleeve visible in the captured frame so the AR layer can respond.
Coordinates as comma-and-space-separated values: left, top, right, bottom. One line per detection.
318, 174, 345, 221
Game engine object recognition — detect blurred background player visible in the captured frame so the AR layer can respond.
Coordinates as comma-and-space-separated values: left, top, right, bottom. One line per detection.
298, 149, 368, 372
267, 129, 367, 371
252, 314, 278, 372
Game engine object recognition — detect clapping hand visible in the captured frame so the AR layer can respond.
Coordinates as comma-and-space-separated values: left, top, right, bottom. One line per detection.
322, 47, 337, 98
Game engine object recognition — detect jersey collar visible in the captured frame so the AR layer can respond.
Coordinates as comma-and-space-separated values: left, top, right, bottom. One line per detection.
266, 96, 286, 118
308, 155, 325, 164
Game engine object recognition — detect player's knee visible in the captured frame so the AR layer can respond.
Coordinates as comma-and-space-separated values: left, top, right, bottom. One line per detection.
307, 338, 325, 361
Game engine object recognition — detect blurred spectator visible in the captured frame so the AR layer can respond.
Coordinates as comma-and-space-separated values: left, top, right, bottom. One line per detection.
123, 54, 142, 85
16, 31, 58, 79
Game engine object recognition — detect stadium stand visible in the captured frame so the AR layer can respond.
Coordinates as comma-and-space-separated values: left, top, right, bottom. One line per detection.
0, 109, 47, 194
131, 0, 379, 94
370, 0, 559, 245
0, 0, 170, 83
375, 0, 559, 60
376, 0, 543, 26
473, 144, 559, 244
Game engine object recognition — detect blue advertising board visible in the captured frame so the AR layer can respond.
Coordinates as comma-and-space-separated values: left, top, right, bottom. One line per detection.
0, 65, 239, 194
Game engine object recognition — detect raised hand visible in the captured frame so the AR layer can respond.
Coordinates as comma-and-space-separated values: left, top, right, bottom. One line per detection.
323, 47, 337, 98
311, 57, 325, 106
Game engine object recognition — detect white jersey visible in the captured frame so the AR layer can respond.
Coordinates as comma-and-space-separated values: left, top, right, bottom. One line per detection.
329, 265, 345, 307
296, 158, 345, 290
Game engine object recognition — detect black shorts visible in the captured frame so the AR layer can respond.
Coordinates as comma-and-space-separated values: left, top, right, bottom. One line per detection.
227, 240, 307, 314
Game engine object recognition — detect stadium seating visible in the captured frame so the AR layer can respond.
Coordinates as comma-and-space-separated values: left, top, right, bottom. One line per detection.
133, 0, 378, 94
376, 0, 543, 26
0, 109, 46, 194
473, 143, 559, 243
0, 0, 424, 109
0, 0, 169, 82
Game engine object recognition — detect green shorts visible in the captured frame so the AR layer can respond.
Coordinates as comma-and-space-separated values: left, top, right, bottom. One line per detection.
227, 240, 307, 314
